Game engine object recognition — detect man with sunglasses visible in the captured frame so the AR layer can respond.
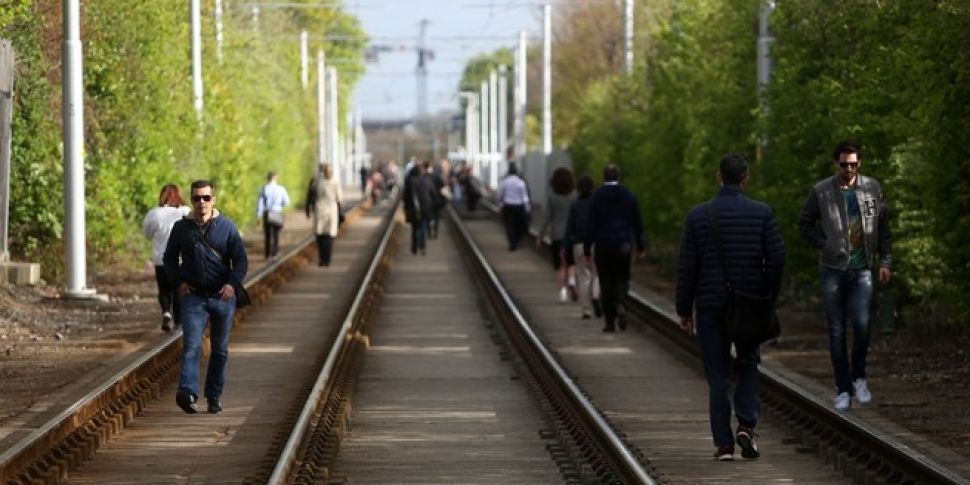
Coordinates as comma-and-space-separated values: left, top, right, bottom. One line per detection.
164, 180, 248, 414
798, 140, 892, 411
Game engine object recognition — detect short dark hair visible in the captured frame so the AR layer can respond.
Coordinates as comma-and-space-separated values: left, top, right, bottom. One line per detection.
191, 179, 214, 192
576, 175, 595, 197
719, 154, 748, 185
550, 167, 575, 195
507, 162, 519, 175
603, 164, 621, 182
266, 171, 276, 181
833, 140, 862, 161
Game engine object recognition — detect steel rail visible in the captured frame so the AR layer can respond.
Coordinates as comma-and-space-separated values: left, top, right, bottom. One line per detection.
267, 198, 400, 485
448, 204, 657, 484
482, 195, 968, 484
0, 200, 367, 484
625, 282, 970, 484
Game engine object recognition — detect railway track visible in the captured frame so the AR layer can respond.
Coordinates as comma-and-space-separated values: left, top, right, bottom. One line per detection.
0, 201, 374, 485
268, 204, 656, 484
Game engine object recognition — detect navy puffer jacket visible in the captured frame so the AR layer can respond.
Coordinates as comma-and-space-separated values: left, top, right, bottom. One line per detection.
676, 185, 785, 316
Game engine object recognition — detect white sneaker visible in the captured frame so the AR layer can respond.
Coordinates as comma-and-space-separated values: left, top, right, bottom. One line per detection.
558, 287, 569, 303
853, 378, 872, 405
834, 392, 851, 411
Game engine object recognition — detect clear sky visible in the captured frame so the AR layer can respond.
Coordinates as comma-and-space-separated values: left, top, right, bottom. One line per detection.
346, 0, 543, 121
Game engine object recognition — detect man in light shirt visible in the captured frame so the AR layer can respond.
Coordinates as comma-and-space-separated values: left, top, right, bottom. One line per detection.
257, 171, 291, 260
498, 163, 531, 251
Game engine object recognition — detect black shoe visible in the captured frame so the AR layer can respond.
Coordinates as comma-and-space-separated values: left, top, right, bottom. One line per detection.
161, 313, 173, 332
736, 425, 760, 459
207, 398, 223, 414
602, 325, 615, 333
592, 299, 603, 317
618, 314, 627, 331
176, 390, 198, 414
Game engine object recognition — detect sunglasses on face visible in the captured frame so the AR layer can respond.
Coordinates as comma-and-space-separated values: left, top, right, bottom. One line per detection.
191, 194, 213, 202
838, 161, 859, 169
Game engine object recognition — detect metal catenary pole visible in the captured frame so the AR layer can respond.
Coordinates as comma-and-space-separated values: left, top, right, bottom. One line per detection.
0, 41, 13, 263
327, 66, 340, 182
488, 69, 498, 189
624, 0, 634, 74
479, 80, 488, 184
191, 0, 203, 119
515, 30, 527, 160
498, 64, 508, 177
62, 0, 95, 297
317, 50, 326, 165
215, 0, 224, 64
542, 3, 552, 156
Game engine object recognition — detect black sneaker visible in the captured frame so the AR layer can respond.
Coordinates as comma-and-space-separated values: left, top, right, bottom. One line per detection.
602, 325, 616, 333
736, 425, 759, 459
714, 445, 735, 461
161, 312, 173, 332
176, 390, 198, 414
207, 398, 222, 414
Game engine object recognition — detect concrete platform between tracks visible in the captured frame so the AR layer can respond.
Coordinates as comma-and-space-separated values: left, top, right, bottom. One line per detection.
462, 213, 852, 484
331, 217, 563, 484
61, 201, 392, 484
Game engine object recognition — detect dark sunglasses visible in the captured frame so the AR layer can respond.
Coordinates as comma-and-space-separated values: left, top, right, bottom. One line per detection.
191, 194, 213, 202
838, 161, 859, 169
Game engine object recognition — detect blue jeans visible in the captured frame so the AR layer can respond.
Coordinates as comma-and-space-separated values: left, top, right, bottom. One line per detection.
695, 308, 761, 448
820, 267, 873, 395
179, 292, 235, 400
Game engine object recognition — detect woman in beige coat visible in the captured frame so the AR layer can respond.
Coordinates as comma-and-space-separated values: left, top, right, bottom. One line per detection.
305, 163, 343, 266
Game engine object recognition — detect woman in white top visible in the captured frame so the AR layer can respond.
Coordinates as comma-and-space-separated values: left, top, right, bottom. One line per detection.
142, 184, 191, 331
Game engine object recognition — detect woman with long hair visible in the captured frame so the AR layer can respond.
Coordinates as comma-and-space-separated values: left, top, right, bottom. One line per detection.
564, 175, 601, 318
536, 167, 577, 302
142, 183, 191, 331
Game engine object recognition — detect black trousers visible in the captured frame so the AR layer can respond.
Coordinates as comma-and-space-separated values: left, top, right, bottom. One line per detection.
502, 204, 529, 250
153, 265, 180, 324
316, 234, 334, 266
263, 218, 282, 259
594, 244, 632, 328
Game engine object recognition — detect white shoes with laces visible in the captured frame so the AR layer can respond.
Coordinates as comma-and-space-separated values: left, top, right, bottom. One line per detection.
558, 287, 569, 303
834, 392, 851, 411
853, 378, 872, 405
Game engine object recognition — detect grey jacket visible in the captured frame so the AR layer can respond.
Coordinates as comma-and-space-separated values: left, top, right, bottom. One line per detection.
538, 192, 576, 241
798, 174, 892, 270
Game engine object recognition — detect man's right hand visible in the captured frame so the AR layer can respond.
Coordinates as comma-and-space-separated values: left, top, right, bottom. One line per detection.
179, 282, 194, 295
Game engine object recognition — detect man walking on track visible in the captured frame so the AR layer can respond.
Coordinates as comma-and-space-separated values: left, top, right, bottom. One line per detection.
798, 140, 892, 411
583, 163, 646, 332
164, 180, 248, 414
675, 154, 785, 461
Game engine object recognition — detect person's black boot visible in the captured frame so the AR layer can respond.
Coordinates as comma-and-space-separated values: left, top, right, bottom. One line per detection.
207, 398, 223, 414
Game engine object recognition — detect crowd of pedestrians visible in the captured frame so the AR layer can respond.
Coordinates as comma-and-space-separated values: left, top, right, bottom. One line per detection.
140, 139, 894, 464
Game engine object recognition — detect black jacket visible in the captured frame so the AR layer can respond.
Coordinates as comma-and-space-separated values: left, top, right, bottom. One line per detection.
676, 185, 785, 315
163, 212, 248, 294
403, 172, 436, 222
583, 183, 646, 255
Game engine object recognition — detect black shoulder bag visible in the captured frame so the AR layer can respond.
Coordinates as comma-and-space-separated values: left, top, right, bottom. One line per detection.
707, 203, 779, 345
196, 223, 251, 308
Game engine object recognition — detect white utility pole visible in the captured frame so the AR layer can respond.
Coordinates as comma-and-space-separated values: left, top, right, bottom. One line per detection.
191, 0, 203, 119
62, 0, 95, 298
542, 3, 552, 155
757, 1, 776, 92
300, 31, 309, 90
479, 81, 488, 181
215, 0, 224, 64
624, 0, 634, 74
498, 64, 508, 177
488, 69, 498, 189
327, 66, 340, 182
252, 6, 260, 31
514, 31, 527, 160
461, 92, 476, 170
0, 41, 13, 263
317, 50, 326, 166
